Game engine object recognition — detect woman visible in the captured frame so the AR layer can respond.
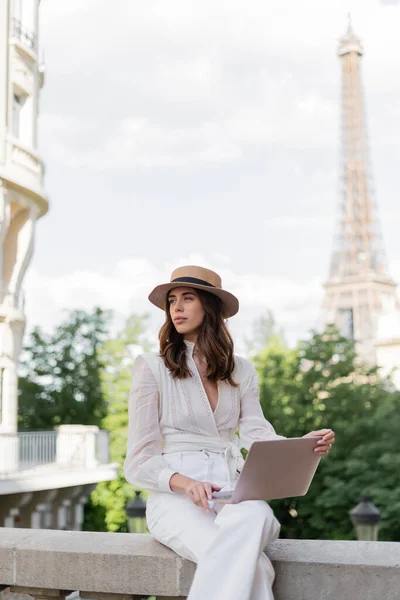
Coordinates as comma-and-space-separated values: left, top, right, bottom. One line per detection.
124, 265, 335, 600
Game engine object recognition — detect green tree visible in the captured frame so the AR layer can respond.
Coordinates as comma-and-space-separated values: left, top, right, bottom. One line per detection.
18, 308, 110, 431
83, 313, 153, 532
254, 325, 400, 541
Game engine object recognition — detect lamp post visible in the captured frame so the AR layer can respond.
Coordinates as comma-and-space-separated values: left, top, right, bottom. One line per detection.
125, 491, 147, 533
349, 494, 381, 541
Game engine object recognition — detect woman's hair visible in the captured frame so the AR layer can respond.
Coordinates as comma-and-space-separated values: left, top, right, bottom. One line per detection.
159, 288, 238, 386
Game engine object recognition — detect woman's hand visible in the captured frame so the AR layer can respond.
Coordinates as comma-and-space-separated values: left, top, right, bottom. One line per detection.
303, 428, 335, 456
169, 473, 221, 511
185, 479, 221, 511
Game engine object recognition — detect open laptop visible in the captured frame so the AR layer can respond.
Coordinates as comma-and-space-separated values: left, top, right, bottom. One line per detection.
211, 437, 322, 504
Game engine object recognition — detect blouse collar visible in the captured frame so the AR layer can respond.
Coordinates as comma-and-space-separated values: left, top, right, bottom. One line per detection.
184, 340, 195, 357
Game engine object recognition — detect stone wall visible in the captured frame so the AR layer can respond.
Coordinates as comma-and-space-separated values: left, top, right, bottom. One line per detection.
1, 528, 399, 599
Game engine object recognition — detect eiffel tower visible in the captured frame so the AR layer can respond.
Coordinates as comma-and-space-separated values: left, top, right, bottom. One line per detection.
323, 18, 400, 363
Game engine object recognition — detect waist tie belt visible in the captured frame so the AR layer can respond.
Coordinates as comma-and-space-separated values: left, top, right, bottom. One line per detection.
223, 442, 244, 486
162, 434, 244, 486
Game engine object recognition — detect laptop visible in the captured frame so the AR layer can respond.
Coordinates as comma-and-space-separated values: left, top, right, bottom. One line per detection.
211, 437, 322, 504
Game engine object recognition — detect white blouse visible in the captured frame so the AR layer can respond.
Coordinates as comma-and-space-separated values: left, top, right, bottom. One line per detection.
123, 340, 284, 493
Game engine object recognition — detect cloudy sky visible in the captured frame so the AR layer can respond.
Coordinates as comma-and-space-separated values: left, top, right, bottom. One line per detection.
25, 0, 400, 350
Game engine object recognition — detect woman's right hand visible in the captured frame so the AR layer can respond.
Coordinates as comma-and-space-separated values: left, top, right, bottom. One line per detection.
169, 473, 221, 511
184, 479, 221, 511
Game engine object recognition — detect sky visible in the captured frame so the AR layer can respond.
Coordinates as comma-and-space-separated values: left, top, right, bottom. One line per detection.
24, 0, 400, 351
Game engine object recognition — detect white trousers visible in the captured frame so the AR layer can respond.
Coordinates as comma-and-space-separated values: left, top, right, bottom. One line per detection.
146, 450, 281, 600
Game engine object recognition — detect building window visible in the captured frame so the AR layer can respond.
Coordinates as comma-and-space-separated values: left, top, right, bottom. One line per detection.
11, 1, 37, 52
12, 0, 22, 21
12, 94, 22, 138
338, 308, 354, 339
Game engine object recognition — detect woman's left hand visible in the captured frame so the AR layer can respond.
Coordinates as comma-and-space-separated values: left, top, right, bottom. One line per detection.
303, 428, 335, 455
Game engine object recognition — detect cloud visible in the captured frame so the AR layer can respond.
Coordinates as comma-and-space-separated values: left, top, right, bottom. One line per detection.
41, 117, 243, 168
38, 0, 400, 169
24, 254, 324, 348
24, 249, 400, 350
263, 215, 333, 232
28, 0, 400, 354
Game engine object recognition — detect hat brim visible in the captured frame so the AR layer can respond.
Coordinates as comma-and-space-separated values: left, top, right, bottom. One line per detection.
148, 282, 239, 319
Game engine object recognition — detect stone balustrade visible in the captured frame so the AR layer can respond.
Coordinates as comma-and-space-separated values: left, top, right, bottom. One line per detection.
1, 528, 399, 600
8, 137, 43, 181
0, 427, 110, 478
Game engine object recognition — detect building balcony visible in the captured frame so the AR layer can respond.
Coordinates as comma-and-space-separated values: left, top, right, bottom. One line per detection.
6, 135, 43, 180
11, 48, 35, 97
0, 426, 118, 496
10, 18, 37, 55
0, 136, 48, 215
0, 285, 25, 316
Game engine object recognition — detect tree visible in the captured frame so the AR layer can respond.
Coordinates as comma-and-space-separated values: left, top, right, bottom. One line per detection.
83, 313, 153, 532
254, 325, 400, 541
244, 310, 285, 358
18, 308, 110, 431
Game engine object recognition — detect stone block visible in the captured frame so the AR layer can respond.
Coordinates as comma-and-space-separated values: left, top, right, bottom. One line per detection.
269, 539, 400, 600
12, 530, 195, 597
0, 528, 34, 586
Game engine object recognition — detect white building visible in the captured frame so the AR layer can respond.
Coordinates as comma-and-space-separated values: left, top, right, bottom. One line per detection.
0, 0, 118, 529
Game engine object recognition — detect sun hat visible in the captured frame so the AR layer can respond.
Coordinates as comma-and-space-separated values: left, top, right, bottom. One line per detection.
148, 265, 239, 318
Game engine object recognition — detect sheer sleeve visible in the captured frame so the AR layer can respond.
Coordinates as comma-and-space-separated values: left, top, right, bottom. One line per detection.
238, 360, 285, 450
123, 355, 177, 493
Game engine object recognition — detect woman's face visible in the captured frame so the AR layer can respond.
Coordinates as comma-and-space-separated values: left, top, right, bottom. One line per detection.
168, 286, 205, 338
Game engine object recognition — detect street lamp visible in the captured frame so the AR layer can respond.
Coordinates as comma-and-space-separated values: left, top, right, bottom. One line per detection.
349, 494, 381, 541
125, 491, 147, 533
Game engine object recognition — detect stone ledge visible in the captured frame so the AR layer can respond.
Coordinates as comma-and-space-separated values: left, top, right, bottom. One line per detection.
1, 528, 400, 599
0, 529, 194, 598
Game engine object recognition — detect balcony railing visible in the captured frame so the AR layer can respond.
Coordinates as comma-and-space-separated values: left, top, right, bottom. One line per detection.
0, 428, 110, 478
11, 18, 37, 53
7, 136, 44, 181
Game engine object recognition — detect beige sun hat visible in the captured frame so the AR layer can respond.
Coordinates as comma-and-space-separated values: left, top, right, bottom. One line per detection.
148, 265, 239, 318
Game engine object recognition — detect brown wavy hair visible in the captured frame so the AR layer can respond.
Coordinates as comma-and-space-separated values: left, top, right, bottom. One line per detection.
159, 288, 238, 387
